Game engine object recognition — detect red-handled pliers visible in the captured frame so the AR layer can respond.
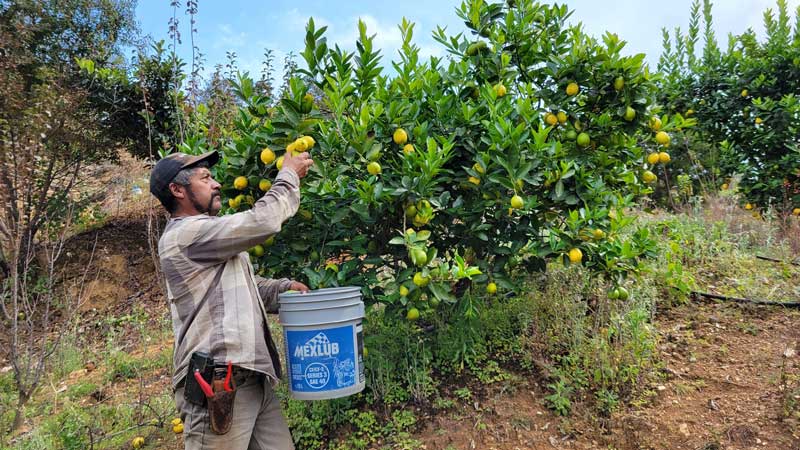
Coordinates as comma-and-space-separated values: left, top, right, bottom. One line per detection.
194, 370, 214, 398
223, 361, 233, 392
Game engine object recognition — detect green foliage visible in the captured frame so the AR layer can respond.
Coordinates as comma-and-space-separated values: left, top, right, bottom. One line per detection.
657, 0, 800, 213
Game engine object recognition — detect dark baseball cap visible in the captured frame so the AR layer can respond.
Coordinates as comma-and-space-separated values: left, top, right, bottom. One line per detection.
149, 150, 220, 204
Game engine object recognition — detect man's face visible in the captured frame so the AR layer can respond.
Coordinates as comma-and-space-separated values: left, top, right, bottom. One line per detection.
183, 167, 222, 216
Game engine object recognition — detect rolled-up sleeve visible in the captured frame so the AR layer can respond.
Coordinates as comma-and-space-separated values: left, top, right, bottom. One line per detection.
180, 169, 301, 265
255, 276, 293, 313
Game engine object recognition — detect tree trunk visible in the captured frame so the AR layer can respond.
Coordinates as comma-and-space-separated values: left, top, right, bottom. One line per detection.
11, 390, 29, 431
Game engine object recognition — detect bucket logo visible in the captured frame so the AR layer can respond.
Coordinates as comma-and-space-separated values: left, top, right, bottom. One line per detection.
294, 332, 340, 361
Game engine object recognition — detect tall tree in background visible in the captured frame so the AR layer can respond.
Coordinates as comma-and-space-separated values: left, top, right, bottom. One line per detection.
0, 0, 138, 431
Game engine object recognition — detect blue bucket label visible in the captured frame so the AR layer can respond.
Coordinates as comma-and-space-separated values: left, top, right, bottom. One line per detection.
286, 323, 360, 392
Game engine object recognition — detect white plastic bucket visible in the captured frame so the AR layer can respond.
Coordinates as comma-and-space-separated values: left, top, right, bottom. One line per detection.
278, 287, 365, 400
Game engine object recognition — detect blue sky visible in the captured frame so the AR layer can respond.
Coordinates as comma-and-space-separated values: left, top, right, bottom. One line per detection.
134, 0, 799, 86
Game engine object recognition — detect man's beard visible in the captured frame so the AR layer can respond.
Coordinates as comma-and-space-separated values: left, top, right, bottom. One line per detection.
187, 188, 220, 216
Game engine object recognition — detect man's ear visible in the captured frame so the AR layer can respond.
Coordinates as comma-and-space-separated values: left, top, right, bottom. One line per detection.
168, 182, 186, 200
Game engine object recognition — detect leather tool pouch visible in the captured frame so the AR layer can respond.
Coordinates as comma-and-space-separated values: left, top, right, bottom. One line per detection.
207, 378, 236, 434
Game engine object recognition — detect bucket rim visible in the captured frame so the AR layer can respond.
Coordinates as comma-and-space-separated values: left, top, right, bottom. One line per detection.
278, 286, 361, 300
278, 294, 362, 305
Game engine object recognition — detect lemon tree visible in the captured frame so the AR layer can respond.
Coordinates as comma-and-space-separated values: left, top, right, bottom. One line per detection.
199, 1, 659, 318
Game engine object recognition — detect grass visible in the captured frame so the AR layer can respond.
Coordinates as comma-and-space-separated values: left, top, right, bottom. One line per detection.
3, 194, 799, 449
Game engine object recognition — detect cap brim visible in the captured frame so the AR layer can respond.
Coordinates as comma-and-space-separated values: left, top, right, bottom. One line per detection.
181, 150, 220, 170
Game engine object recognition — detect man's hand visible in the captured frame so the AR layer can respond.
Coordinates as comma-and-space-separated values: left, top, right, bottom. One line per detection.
288, 281, 310, 293
283, 152, 314, 179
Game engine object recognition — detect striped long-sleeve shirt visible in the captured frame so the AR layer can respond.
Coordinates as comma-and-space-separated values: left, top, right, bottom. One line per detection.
158, 169, 301, 389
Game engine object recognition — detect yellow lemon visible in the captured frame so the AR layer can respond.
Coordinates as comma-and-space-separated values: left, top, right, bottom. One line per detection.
276, 156, 284, 170
545, 113, 558, 126
367, 162, 382, 176
686, 109, 694, 116
494, 83, 507, 97
393, 128, 408, 145
650, 117, 662, 131
287, 141, 297, 153
301, 135, 316, 149
173, 423, 184, 434
655, 131, 670, 146
413, 272, 430, 287
251, 244, 265, 257
406, 308, 420, 321
473, 162, 484, 174
263, 235, 275, 247
658, 152, 671, 164
592, 229, 605, 239
624, 106, 636, 121
403, 143, 415, 155
260, 147, 276, 165
228, 198, 239, 209
755, 117, 763, 124
566, 82, 579, 96
486, 282, 497, 294
741, 89, 748, 97
744, 203, 753, 210
259, 179, 272, 191
294, 138, 309, 152
642, 170, 657, 184
613, 76, 625, 91
557, 111, 568, 124
399, 285, 409, 297
233, 176, 248, 190
568, 248, 583, 264
510, 194, 524, 209
132, 436, 145, 448
721, 183, 729, 190
792, 208, 800, 216
646, 153, 660, 165
467, 176, 480, 185
577, 132, 590, 147
171, 418, 183, 426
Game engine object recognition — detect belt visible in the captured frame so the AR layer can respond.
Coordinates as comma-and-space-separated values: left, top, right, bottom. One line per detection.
176, 366, 264, 389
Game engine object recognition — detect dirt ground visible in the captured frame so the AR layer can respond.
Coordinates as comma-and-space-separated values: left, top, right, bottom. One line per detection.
413, 301, 800, 450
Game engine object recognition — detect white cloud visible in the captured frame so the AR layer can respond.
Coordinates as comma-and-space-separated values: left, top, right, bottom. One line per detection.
214, 23, 248, 49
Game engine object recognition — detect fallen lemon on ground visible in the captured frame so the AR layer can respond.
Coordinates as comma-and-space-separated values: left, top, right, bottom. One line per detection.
744, 203, 753, 210
132, 436, 145, 448
793, 208, 800, 216
173, 423, 184, 434
171, 418, 182, 426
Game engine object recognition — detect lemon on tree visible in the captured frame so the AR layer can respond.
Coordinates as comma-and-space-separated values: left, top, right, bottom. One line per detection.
233, 176, 248, 190
577, 132, 590, 147
468, 176, 480, 185
557, 111, 568, 124
399, 285, 410, 297
276, 156, 284, 170
655, 131, 670, 146
624, 106, 636, 121
649, 117, 662, 131
367, 161, 382, 175
566, 82, 579, 96
510, 194, 524, 209
592, 229, 605, 239
493, 83, 507, 97
568, 248, 583, 264
406, 307, 420, 321
646, 153, 660, 165
544, 112, 558, 126
260, 147, 276, 165
403, 143, 414, 155
658, 152, 671, 164
614, 76, 625, 91
259, 179, 272, 191
642, 170, 657, 184
393, 128, 408, 145
473, 162, 485, 174
486, 282, 497, 294
413, 272, 430, 287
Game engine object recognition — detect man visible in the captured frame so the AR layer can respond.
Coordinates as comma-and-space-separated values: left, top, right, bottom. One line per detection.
149, 149, 314, 450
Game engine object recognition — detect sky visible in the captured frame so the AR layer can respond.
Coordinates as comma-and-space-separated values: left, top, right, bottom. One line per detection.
134, 0, 800, 86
